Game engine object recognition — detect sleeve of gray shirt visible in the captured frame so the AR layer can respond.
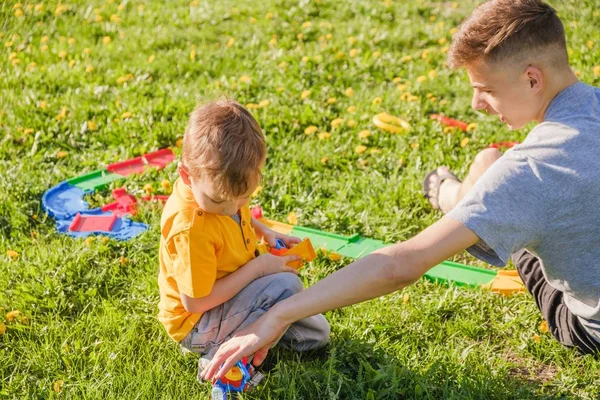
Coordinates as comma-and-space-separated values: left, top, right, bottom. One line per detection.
446, 150, 548, 266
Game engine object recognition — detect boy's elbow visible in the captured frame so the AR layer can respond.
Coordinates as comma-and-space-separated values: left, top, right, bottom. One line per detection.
378, 249, 426, 289
180, 292, 210, 314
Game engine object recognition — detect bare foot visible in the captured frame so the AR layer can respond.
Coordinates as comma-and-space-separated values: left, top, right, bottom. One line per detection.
423, 167, 462, 214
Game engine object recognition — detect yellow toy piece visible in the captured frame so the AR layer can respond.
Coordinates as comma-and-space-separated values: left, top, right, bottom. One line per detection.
224, 366, 243, 381
485, 270, 526, 295
283, 238, 317, 269
372, 112, 411, 134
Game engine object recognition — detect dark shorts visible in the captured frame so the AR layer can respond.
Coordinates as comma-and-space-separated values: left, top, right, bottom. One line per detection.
512, 249, 600, 355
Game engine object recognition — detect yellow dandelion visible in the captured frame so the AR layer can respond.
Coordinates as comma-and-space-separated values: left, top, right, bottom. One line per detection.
326, 97, 337, 105
416, 76, 427, 83
372, 97, 382, 105
227, 38, 235, 47
358, 130, 371, 139
346, 119, 357, 127
53, 380, 64, 393
300, 90, 311, 100
349, 48, 359, 57
249, 17, 256, 24
301, 21, 312, 29
460, 137, 470, 148
593, 66, 600, 77
370, 148, 380, 154
251, 185, 263, 197
0, 324, 6, 335
85, 65, 94, 73
15, 8, 24, 17
269, 36, 277, 46
95, 14, 103, 22
347, 36, 356, 45
438, 37, 447, 45
39, 100, 47, 109
336, 51, 345, 59
532, 333, 541, 343
372, 50, 381, 58
55, 107, 68, 121
355, 145, 367, 154
347, 105, 356, 113
296, 33, 303, 40
148, 54, 155, 63
278, 61, 287, 69
403, 293, 409, 304
7, 250, 19, 259
443, 126, 455, 134
258, 99, 270, 107
327, 252, 341, 261
287, 212, 298, 225
110, 14, 121, 23
121, 111, 132, 119
82, 48, 91, 55
67, 37, 76, 45
58, 50, 67, 59
314, 54, 323, 63
246, 103, 259, 109
87, 120, 97, 131
265, 12, 273, 20
410, 142, 419, 150
159, 180, 172, 193
102, 36, 112, 45
401, 55, 412, 62
5, 41, 13, 48
428, 70, 437, 80
23, 128, 34, 135
441, 46, 449, 53
301, 56, 309, 63
466, 123, 477, 132
35, 3, 44, 12
318, 132, 331, 140
587, 40, 594, 50
143, 183, 153, 195
119, 256, 127, 265
276, 86, 285, 92
56, 151, 68, 159
358, 159, 368, 166
320, 157, 328, 164
238, 75, 251, 84
6, 310, 20, 321
344, 87, 354, 97
190, 49, 196, 61
304, 126, 318, 135
330, 118, 343, 128
39, 44, 47, 52
176, 138, 183, 148
54, 4, 68, 16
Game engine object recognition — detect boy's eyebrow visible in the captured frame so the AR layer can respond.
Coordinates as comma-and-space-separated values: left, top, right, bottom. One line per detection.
472, 83, 492, 90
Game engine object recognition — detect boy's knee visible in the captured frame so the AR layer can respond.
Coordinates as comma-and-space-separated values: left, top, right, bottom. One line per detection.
273, 272, 304, 297
473, 148, 502, 169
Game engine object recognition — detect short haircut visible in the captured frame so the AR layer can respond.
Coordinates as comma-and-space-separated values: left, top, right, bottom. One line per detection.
182, 100, 266, 199
448, 0, 568, 69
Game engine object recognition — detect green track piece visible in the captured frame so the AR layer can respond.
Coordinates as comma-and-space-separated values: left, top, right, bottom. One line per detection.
425, 260, 496, 287
290, 226, 354, 252
289, 224, 497, 288
336, 237, 387, 259
67, 169, 123, 191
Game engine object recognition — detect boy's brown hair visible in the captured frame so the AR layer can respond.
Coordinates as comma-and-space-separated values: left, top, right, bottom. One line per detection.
448, 0, 568, 68
182, 100, 266, 199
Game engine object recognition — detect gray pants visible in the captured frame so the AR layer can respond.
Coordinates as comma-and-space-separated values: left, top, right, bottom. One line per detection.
180, 272, 330, 358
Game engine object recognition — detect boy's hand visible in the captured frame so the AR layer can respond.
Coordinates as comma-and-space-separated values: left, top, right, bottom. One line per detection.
263, 230, 302, 249
251, 253, 300, 278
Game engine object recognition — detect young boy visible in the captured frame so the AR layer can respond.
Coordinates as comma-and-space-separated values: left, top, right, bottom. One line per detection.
201, 0, 598, 380
157, 100, 330, 379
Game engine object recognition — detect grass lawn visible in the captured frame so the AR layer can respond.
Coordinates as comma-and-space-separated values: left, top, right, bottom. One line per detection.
1, 0, 599, 398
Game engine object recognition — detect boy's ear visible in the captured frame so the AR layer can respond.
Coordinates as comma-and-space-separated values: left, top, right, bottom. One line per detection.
178, 162, 192, 186
525, 66, 543, 94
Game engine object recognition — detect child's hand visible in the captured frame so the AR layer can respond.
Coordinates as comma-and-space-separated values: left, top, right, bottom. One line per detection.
251, 253, 300, 278
263, 231, 302, 249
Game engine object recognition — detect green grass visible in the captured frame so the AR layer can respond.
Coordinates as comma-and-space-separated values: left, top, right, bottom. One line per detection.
1, 0, 600, 398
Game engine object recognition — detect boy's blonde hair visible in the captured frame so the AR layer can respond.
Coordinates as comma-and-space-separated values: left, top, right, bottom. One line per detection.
182, 100, 266, 199
448, 0, 568, 69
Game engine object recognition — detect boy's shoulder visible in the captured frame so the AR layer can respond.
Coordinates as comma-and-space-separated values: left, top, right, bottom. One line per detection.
160, 179, 208, 242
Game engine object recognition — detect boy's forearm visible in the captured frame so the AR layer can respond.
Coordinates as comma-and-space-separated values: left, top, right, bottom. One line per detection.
271, 217, 480, 325
182, 261, 259, 314
251, 218, 270, 239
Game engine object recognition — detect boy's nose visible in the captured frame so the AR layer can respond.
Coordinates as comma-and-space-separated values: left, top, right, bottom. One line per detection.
471, 91, 486, 111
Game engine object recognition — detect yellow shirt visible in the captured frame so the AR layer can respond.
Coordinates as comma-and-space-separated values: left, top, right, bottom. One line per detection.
157, 178, 257, 342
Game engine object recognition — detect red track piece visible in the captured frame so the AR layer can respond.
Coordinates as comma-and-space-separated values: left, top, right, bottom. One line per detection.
430, 114, 469, 132
101, 188, 138, 217
488, 141, 519, 150
251, 206, 263, 219
144, 149, 174, 169
69, 213, 117, 232
107, 156, 146, 176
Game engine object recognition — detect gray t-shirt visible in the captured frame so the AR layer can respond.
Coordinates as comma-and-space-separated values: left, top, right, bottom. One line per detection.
447, 81, 600, 342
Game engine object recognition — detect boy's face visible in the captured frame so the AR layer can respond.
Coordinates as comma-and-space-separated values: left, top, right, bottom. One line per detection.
466, 58, 543, 130
179, 164, 255, 216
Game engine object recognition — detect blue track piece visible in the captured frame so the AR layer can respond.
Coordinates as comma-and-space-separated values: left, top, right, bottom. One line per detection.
42, 181, 90, 220
42, 181, 149, 240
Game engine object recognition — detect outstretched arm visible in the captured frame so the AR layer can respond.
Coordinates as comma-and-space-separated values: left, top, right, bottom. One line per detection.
201, 216, 480, 380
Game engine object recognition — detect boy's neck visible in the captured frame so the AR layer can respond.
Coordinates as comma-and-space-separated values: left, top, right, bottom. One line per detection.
539, 69, 579, 122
